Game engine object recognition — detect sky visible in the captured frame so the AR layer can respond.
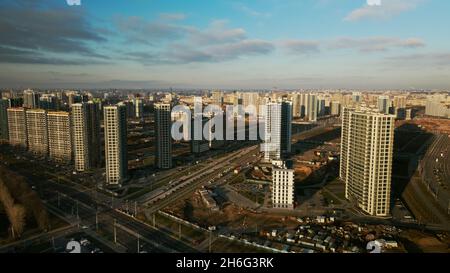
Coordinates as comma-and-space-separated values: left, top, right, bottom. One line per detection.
0, 0, 449, 90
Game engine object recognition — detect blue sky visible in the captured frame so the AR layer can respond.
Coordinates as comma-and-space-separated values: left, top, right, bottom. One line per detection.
0, 0, 449, 89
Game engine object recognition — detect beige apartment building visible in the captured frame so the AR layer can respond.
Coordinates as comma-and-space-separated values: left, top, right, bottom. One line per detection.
340, 107, 395, 217
26, 109, 48, 155
7, 108, 27, 147
47, 111, 72, 162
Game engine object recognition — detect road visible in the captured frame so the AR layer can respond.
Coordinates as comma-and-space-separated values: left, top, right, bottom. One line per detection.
421, 134, 450, 218
142, 145, 261, 215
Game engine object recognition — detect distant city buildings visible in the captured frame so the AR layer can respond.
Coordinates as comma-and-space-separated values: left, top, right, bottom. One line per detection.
352, 92, 362, 104
425, 95, 450, 118
133, 98, 144, 119
291, 92, 301, 118
242, 92, 259, 110
155, 103, 173, 169
340, 107, 395, 217
378, 95, 391, 114
211, 90, 224, 106
191, 115, 210, 154
330, 101, 341, 116
306, 93, 318, 122
104, 103, 128, 186
23, 89, 40, 109
67, 92, 82, 107
39, 94, 59, 110
272, 161, 295, 209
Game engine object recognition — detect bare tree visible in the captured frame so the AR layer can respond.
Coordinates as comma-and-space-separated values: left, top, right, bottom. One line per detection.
0, 180, 27, 238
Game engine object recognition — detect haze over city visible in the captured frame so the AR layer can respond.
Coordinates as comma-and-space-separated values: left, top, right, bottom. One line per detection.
1, 0, 450, 89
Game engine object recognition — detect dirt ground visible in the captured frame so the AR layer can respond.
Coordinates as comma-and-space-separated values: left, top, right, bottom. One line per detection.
164, 192, 299, 232
398, 118, 450, 135
399, 229, 450, 253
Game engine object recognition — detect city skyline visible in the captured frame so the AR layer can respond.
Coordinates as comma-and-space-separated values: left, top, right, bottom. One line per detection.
1, 0, 450, 89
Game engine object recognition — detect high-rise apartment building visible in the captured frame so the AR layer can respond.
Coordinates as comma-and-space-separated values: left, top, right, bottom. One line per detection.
272, 162, 295, 209
306, 94, 317, 122
86, 101, 102, 168
211, 90, 224, 106
263, 100, 281, 161
378, 95, 391, 114
67, 92, 82, 107
242, 92, 259, 111
7, 108, 27, 147
39, 94, 59, 110
191, 115, 210, 154
26, 109, 48, 155
317, 98, 326, 117
23, 89, 40, 109
340, 107, 395, 216
133, 98, 144, 119
0, 99, 9, 142
393, 96, 407, 109
352, 92, 362, 104
47, 111, 72, 162
280, 100, 292, 155
331, 101, 341, 116
72, 103, 89, 171
104, 103, 128, 186
291, 93, 301, 118
155, 103, 173, 169
425, 95, 450, 118
72, 102, 101, 171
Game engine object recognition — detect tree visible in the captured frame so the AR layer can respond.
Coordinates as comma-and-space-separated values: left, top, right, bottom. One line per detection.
0, 180, 26, 238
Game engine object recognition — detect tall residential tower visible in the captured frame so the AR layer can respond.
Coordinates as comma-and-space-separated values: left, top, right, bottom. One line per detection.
104, 103, 128, 186
340, 107, 395, 216
155, 103, 173, 169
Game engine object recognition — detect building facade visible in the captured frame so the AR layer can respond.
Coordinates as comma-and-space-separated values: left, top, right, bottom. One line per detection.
104, 104, 128, 186
47, 111, 72, 162
306, 94, 317, 122
263, 100, 281, 161
155, 103, 173, 169
23, 89, 40, 109
272, 163, 295, 209
26, 109, 48, 155
280, 100, 292, 155
7, 108, 27, 147
0, 99, 9, 142
340, 107, 395, 216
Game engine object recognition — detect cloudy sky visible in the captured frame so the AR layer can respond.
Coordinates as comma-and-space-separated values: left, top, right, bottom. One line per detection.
0, 0, 449, 89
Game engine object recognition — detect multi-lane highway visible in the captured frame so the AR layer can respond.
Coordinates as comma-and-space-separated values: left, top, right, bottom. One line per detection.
31, 173, 198, 253
422, 134, 450, 217
142, 145, 261, 215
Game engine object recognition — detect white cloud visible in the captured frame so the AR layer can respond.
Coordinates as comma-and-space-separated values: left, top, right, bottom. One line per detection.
187, 20, 247, 45
233, 3, 271, 18
281, 40, 321, 54
329, 37, 425, 52
345, 0, 423, 21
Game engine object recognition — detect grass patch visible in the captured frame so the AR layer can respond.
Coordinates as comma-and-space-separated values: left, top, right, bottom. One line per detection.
321, 190, 342, 205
